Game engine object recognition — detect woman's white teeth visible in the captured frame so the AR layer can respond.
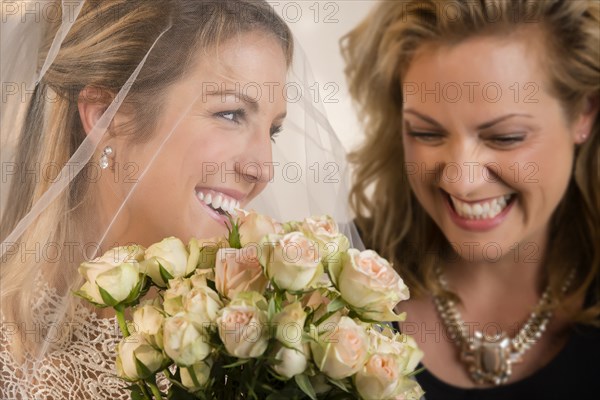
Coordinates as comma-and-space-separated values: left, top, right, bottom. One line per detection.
196, 190, 240, 214
212, 195, 222, 209
450, 194, 513, 220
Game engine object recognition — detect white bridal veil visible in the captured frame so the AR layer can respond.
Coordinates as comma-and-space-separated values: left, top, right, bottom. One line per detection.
0, 0, 361, 394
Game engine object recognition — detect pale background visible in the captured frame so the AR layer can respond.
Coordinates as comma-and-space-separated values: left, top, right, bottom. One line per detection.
272, 0, 378, 152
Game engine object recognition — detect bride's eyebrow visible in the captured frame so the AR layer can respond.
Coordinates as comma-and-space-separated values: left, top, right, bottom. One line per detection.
205, 90, 259, 112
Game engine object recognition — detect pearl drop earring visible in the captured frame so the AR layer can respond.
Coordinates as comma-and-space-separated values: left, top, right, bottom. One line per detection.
99, 146, 114, 169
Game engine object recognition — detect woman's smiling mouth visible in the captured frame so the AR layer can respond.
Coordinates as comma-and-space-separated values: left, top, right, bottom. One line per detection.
195, 188, 243, 223
443, 190, 517, 231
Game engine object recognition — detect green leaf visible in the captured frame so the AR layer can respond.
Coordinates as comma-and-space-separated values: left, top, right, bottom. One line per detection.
326, 296, 346, 314
130, 384, 146, 400
123, 274, 146, 305
294, 374, 317, 400
223, 358, 251, 368
98, 285, 118, 307
72, 290, 110, 308
158, 262, 174, 284
226, 215, 242, 249
407, 366, 426, 377
268, 297, 277, 321
134, 354, 152, 379
301, 331, 318, 344
326, 377, 350, 393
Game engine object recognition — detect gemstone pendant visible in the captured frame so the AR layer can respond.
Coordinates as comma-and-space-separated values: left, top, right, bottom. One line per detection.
461, 331, 513, 385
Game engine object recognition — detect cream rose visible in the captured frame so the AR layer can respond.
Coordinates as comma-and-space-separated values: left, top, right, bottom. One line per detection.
310, 316, 369, 380
300, 215, 349, 268
271, 342, 309, 379
116, 333, 166, 381
217, 292, 269, 358
183, 281, 223, 327
269, 302, 308, 378
215, 247, 268, 299
393, 379, 426, 400
238, 210, 283, 246
180, 359, 212, 391
301, 288, 332, 322
143, 237, 194, 287
163, 313, 211, 366
194, 237, 228, 269
354, 353, 406, 399
260, 232, 323, 292
330, 249, 409, 321
368, 328, 423, 375
132, 299, 165, 348
162, 277, 192, 316
78, 246, 144, 306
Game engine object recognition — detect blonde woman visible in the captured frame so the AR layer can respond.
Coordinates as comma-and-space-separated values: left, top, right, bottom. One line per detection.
0, 0, 350, 397
344, 0, 599, 398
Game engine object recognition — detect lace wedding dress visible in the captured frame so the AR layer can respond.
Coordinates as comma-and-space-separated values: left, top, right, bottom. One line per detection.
0, 278, 129, 399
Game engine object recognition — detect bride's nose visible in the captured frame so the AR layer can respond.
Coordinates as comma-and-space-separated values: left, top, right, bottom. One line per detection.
236, 125, 274, 184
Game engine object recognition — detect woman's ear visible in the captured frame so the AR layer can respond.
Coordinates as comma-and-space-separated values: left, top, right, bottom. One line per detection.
77, 86, 111, 135
573, 96, 599, 145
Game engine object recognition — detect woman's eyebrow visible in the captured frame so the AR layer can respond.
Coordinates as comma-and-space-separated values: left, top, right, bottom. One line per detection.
403, 109, 442, 127
403, 108, 533, 129
206, 90, 259, 112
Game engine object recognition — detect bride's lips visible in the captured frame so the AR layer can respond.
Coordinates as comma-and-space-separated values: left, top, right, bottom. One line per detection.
194, 187, 245, 225
443, 190, 516, 232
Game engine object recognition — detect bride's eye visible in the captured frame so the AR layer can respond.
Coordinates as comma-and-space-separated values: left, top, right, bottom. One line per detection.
270, 125, 282, 143
216, 109, 246, 124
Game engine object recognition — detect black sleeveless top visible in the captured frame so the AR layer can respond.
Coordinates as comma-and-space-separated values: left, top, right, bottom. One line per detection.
409, 323, 600, 400
393, 296, 600, 400
355, 223, 600, 399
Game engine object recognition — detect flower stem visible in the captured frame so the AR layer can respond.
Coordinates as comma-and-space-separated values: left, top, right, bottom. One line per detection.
138, 382, 152, 399
147, 381, 163, 399
114, 305, 130, 337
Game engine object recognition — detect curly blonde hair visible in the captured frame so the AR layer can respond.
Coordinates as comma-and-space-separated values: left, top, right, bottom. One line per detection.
342, 0, 599, 323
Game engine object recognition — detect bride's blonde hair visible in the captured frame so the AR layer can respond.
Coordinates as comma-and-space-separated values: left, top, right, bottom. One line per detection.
1, 0, 293, 361
343, 0, 599, 322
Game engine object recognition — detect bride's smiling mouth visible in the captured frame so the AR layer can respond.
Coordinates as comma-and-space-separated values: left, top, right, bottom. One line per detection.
441, 189, 517, 231
194, 187, 244, 224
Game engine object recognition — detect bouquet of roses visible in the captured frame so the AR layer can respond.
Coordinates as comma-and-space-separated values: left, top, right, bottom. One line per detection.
75, 211, 424, 400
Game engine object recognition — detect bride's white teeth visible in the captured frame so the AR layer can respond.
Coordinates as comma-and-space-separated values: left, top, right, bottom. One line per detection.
195, 189, 242, 215
222, 198, 230, 212
449, 193, 513, 220
212, 194, 223, 209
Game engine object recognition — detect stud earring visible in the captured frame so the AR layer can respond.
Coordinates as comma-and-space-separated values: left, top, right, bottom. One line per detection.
99, 146, 114, 169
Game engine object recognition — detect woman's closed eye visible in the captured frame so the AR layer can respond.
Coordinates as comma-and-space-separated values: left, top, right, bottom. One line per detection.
406, 129, 445, 143
487, 134, 526, 147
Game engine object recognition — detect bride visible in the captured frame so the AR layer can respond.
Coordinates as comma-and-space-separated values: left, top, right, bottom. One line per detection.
0, 1, 353, 398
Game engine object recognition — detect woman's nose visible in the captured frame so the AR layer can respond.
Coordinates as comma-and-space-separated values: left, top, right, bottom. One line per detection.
438, 141, 493, 199
236, 126, 274, 184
